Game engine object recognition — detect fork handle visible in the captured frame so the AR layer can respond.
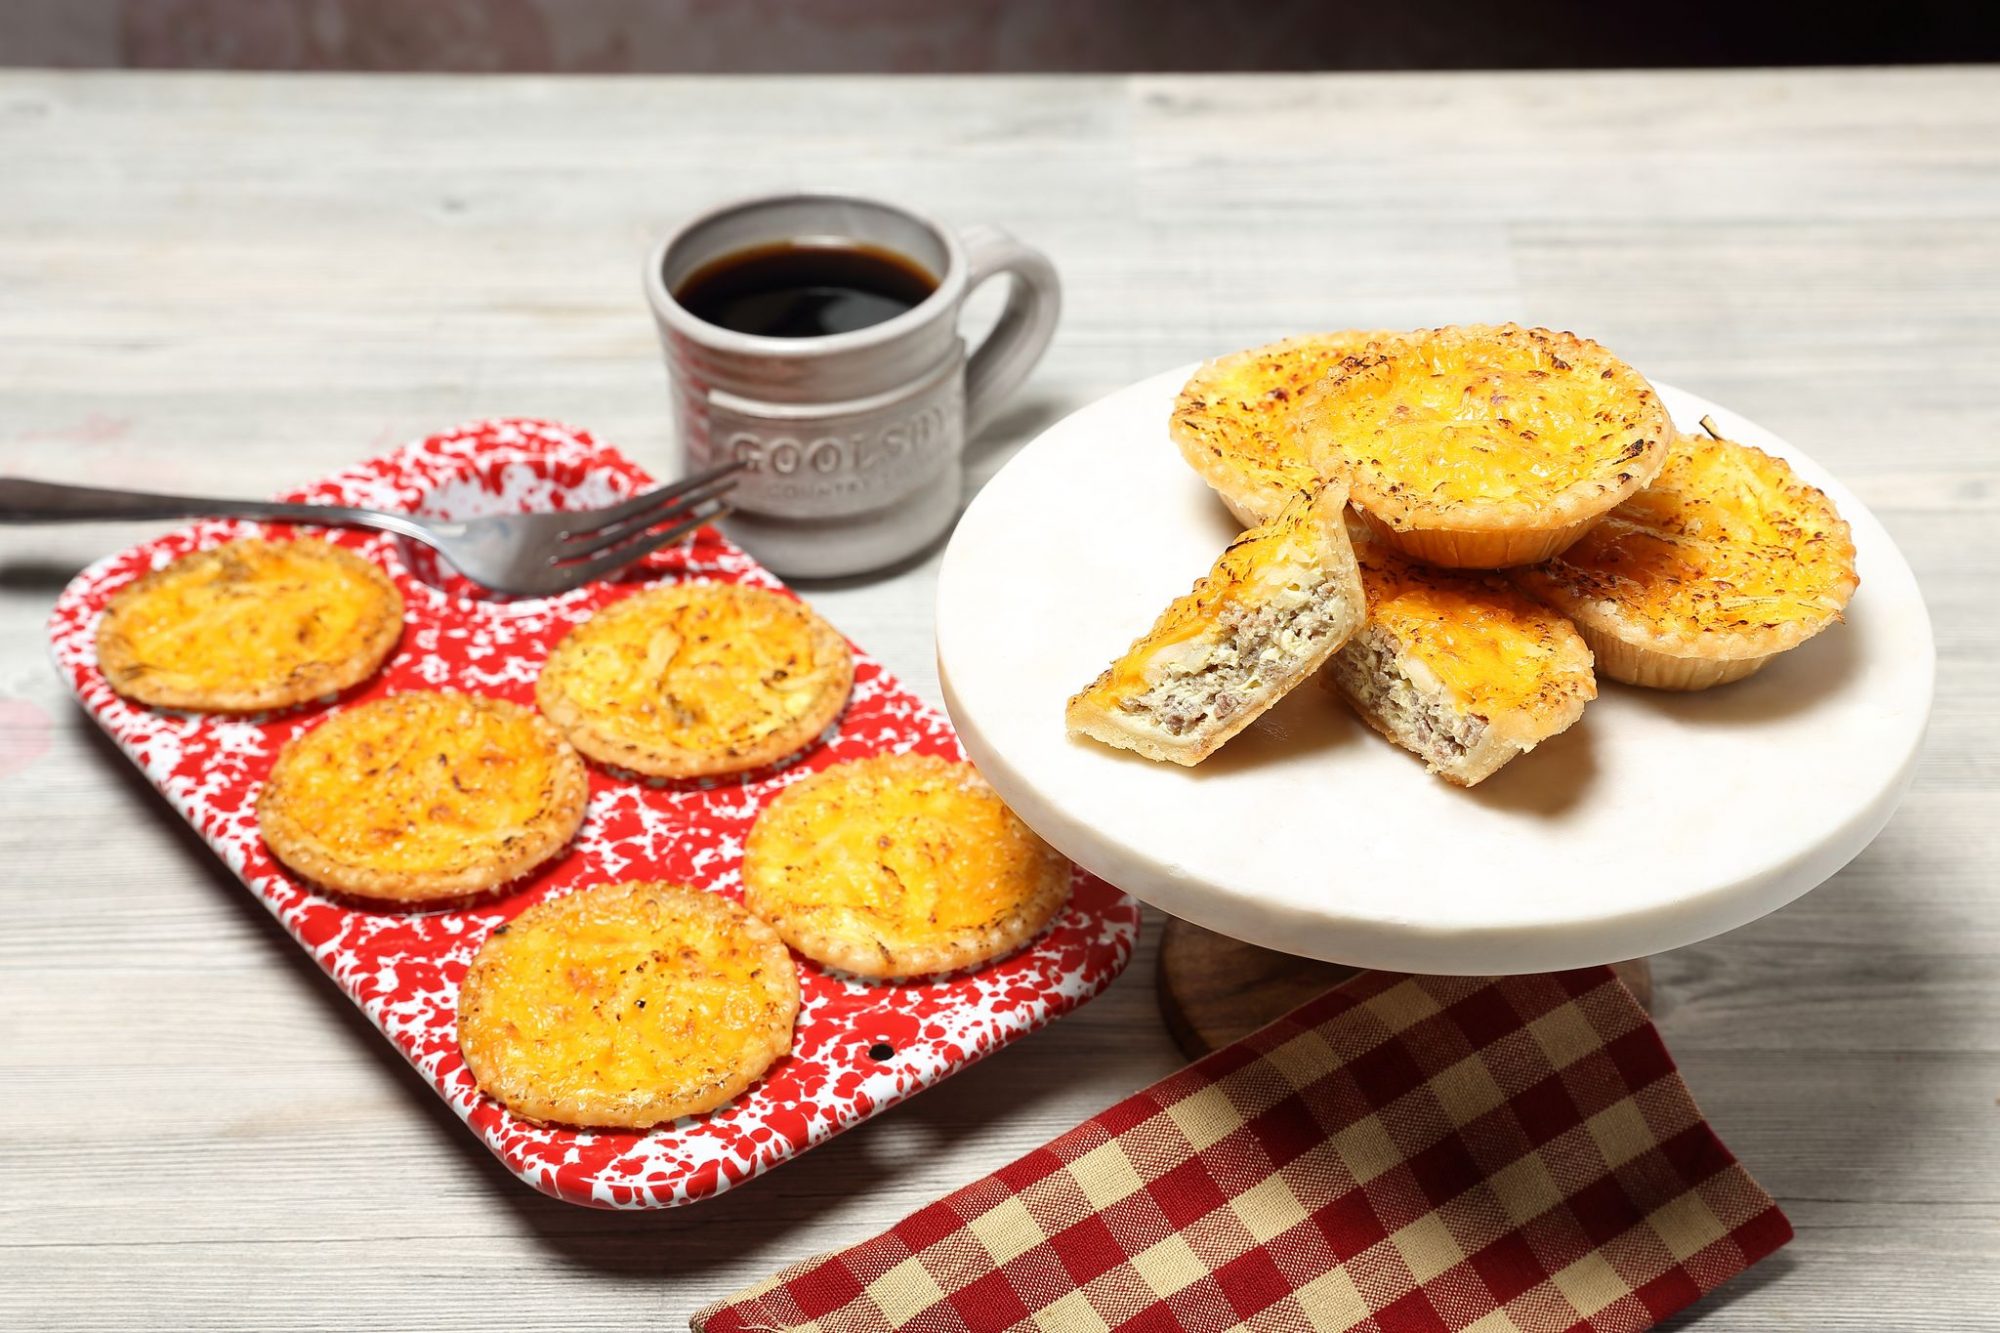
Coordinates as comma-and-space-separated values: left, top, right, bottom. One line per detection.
0, 477, 434, 543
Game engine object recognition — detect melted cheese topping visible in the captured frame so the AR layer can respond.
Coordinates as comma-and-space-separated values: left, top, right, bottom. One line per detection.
540, 584, 846, 759
1079, 485, 1338, 705
1356, 534, 1595, 723
457, 882, 797, 1127
1524, 432, 1857, 640
268, 693, 577, 877
1171, 332, 1388, 518
1304, 324, 1667, 514
743, 754, 1069, 977
97, 538, 400, 708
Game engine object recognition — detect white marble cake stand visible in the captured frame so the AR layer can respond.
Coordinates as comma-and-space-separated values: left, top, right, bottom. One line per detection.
936, 368, 1933, 979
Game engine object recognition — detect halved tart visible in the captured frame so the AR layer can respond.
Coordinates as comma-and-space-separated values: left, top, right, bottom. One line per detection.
1511, 427, 1858, 690
1322, 524, 1597, 786
1298, 323, 1673, 568
1170, 331, 1403, 526
1066, 481, 1366, 766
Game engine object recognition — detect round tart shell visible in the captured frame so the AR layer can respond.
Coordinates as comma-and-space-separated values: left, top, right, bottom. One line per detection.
742, 753, 1072, 980
258, 691, 588, 903
1511, 432, 1858, 690
457, 881, 798, 1129
537, 582, 853, 779
1301, 324, 1674, 568
96, 536, 403, 713
1170, 331, 1405, 526
1347, 527, 1598, 751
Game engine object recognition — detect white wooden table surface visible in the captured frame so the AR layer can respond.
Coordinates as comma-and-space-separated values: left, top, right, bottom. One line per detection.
1, 68, 1995, 1330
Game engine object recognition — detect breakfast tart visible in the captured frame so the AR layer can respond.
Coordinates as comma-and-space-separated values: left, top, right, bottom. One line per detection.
259, 691, 589, 903
1298, 323, 1673, 568
537, 582, 852, 779
1511, 421, 1858, 690
96, 536, 402, 712
742, 753, 1070, 980
1065, 481, 1366, 765
458, 881, 799, 1128
1170, 331, 1406, 526
1322, 522, 1597, 786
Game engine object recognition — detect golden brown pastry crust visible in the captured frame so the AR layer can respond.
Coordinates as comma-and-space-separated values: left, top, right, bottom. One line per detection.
536, 582, 853, 779
457, 882, 798, 1128
259, 691, 588, 903
1065, 482, 1367, 765
742, 754, 1071, 980
96, 537, 403, 712
1322, 525, 1596, 786
1511, 430, 1857, 690
1170, 332, 1405, 525
1299, 324, 1673, 568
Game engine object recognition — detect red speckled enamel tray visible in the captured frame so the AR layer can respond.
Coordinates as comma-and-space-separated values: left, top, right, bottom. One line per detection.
47, 418, 1139, 1209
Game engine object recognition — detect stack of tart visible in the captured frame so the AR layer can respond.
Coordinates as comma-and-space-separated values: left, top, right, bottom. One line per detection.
95, 534, 1072, 1132
1069, 323, 1859, 785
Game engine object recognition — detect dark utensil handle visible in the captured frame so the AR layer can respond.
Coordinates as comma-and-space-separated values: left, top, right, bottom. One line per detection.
0, 477, 374, 528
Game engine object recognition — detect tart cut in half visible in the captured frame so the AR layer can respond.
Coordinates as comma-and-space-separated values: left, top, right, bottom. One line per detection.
1298, 323, 1673, 569
1066, 481, 1366, 766
1321, 523, 1597, 786
1170, 331, 1405, 527
1511, 425, 1858, 691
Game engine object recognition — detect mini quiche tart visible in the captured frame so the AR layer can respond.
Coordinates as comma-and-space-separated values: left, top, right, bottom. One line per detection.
536, 582, 853, 779
1322, 523, 1597, 786
742, 753, 1071, 980
1511, 429, 1858, 690
1066, 481, 1367, 766
259, 691, 588, 903
1299, 323, 1673, 569
1170, 331, 1406, 526
457, 882, 798, 1129
96, 537, 402, 712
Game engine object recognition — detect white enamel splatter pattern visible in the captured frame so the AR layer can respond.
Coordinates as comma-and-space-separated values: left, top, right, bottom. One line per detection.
47, 419, 1139, 1209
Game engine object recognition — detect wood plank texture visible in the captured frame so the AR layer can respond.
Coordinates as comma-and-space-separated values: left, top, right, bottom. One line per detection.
1, 67, 1995, 1330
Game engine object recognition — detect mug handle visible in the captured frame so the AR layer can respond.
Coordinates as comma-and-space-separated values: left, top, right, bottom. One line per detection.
958, 224, 1062, 439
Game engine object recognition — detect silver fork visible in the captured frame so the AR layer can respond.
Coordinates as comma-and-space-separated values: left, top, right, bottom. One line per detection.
0, 461, 743, 597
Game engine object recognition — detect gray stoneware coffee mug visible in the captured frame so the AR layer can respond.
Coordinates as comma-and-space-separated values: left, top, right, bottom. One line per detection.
645, 192, 1060, 578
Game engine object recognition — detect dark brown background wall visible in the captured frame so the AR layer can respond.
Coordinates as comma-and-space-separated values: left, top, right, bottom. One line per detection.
3, 0, 1995, 73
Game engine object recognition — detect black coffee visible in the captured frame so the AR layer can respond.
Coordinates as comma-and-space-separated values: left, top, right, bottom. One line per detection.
673, 241, 938, 338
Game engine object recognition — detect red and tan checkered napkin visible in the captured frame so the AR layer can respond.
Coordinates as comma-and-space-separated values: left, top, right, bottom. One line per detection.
694, 966, 1790, 1333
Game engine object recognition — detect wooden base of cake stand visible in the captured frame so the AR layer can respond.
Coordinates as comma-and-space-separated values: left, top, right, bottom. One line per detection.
1157, 917, 1655, 1059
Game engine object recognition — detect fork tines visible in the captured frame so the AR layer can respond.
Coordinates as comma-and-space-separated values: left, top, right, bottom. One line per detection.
549, 460, 746, 583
